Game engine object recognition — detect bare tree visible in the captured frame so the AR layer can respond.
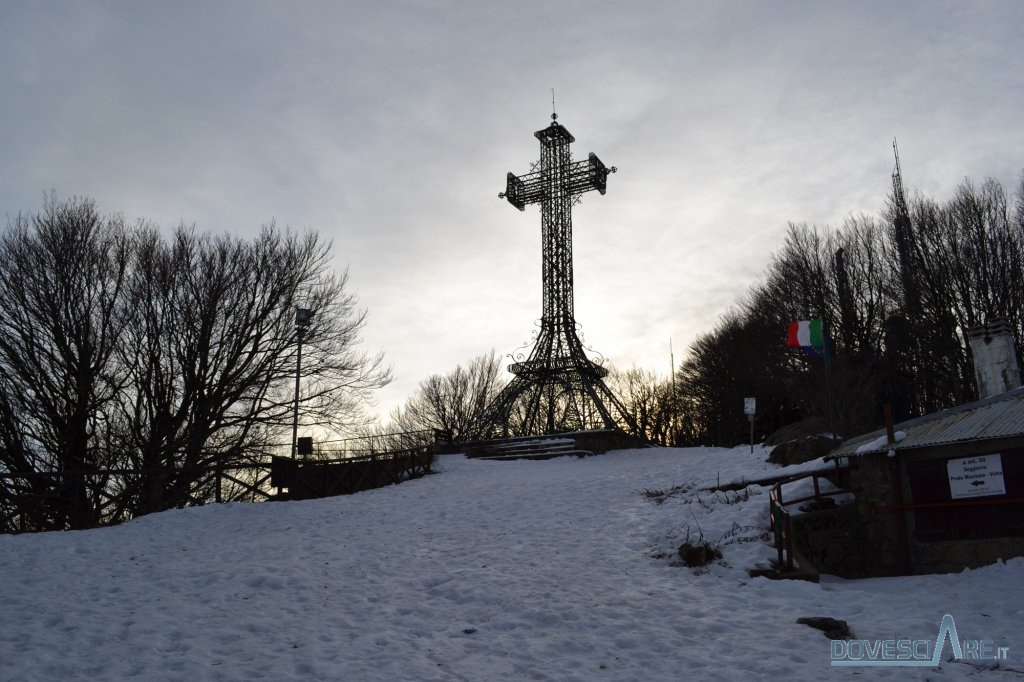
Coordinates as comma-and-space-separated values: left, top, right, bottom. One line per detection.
388, 350, 505, 442
111, 224, 390, 517
0, 195, 132, 529
606, 366, 675, 445
0, 197, 390, 530
886, 177, 1024, 413
673, 171, 1024, 447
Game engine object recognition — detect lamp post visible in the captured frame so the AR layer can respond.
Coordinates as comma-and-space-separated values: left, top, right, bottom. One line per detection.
292, 307, 312, 460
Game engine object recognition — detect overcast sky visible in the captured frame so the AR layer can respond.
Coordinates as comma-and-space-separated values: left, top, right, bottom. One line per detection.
2, 1, 1022, 420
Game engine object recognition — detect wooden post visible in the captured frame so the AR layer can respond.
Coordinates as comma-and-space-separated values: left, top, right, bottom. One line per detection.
772, 503, 784, 569
884, 403, 896, 445
825, 361, 837, 443
884, 402, 912, 574
784, 514, 795, 571
744, 398, 756, 453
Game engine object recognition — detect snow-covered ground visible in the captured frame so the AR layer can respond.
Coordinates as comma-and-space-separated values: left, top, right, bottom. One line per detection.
1, 447, 1020, 681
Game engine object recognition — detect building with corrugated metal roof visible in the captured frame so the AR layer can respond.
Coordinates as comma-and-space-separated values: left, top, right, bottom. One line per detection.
817, 386, 1024, 576
831, 387, 1024, 459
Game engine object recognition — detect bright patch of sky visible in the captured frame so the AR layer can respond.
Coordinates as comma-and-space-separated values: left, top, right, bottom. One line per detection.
2, 1, 1022, 419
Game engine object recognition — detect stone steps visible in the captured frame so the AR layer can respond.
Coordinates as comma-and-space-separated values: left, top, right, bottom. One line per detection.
465, 436, 594, 461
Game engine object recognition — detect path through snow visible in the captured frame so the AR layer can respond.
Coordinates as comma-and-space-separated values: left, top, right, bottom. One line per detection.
1, 447, 1020, 680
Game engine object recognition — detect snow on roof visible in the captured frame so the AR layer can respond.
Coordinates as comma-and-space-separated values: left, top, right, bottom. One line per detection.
831, 386, 1024, 457
854, 430, 906, 454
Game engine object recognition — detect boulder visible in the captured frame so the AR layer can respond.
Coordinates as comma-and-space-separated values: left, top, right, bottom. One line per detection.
768, 434, 837, 466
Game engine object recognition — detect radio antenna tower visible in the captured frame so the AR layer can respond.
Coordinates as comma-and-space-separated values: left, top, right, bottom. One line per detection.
483, 113, 635, 436
891, 139, 918, 316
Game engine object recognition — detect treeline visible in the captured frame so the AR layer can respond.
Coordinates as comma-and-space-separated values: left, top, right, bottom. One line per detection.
672, 173, 1024, 446
383, 350, 505, 443
386, 172, 1024, 448
0, 196, 388, 531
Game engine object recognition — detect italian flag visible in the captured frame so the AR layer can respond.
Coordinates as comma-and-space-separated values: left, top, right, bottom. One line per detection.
787, 319, 824, 348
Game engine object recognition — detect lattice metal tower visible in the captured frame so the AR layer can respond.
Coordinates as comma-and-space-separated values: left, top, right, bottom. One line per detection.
483, 113, 635, 436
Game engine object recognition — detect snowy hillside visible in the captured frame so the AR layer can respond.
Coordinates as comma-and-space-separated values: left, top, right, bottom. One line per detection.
1, 447, 1020, 681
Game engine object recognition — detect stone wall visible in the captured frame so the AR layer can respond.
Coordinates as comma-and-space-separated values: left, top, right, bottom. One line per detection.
802, 449, 1024, 577
848, 454, 910, 575
790, 505, 866, 578
912, 536, 1024, 573
790, 497, 913, 579
785, 454, 911, 577
573, 429, 647, 454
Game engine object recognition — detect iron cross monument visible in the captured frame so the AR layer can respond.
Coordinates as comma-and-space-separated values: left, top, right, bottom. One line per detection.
483, 113, 636, 436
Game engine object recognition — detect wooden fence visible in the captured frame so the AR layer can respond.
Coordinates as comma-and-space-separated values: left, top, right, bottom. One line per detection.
0, 431, 437, 534
272, 445, 435, 500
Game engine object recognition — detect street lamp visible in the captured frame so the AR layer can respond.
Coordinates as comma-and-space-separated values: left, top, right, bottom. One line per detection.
292, 307, 313, 460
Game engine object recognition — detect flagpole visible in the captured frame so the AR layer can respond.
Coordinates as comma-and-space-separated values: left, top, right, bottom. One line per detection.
787, 319, 838, 444
824, 328, 837, 443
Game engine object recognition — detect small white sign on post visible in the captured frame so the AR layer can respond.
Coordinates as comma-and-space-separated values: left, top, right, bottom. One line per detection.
947, 454, 1006, 499
744, 397, 756, 453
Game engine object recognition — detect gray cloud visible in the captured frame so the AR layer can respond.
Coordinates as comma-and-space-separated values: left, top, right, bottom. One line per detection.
2, 0, 1022, 418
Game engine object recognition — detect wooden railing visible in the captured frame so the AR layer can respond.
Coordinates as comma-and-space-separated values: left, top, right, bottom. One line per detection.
1, 431, 438, 534
274, 445, 435, 500
0, 460, 277, 533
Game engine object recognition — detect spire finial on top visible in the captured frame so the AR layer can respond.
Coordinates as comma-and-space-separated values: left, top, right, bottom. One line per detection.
551, 88, 557, 121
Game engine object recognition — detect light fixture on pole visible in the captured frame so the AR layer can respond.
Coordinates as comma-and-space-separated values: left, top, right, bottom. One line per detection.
292, 307, 313, 460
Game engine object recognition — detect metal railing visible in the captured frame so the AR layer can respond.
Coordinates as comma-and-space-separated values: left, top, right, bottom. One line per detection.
767, 463, 851, 572
307, 430, 436, 459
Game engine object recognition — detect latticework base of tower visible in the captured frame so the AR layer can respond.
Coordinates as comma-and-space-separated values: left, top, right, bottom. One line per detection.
482, 366, 635, 438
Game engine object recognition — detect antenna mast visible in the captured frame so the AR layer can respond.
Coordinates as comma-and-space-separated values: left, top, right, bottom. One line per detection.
892, 139, 908, 216
669, 338, 676, 398
891, 138, 918, 318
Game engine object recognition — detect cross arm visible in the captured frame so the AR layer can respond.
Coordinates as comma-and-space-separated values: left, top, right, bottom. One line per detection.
583, 152, 616, 195
560, 153, 617, 196
498, 153, 617, 210
499, 172, 532, 211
